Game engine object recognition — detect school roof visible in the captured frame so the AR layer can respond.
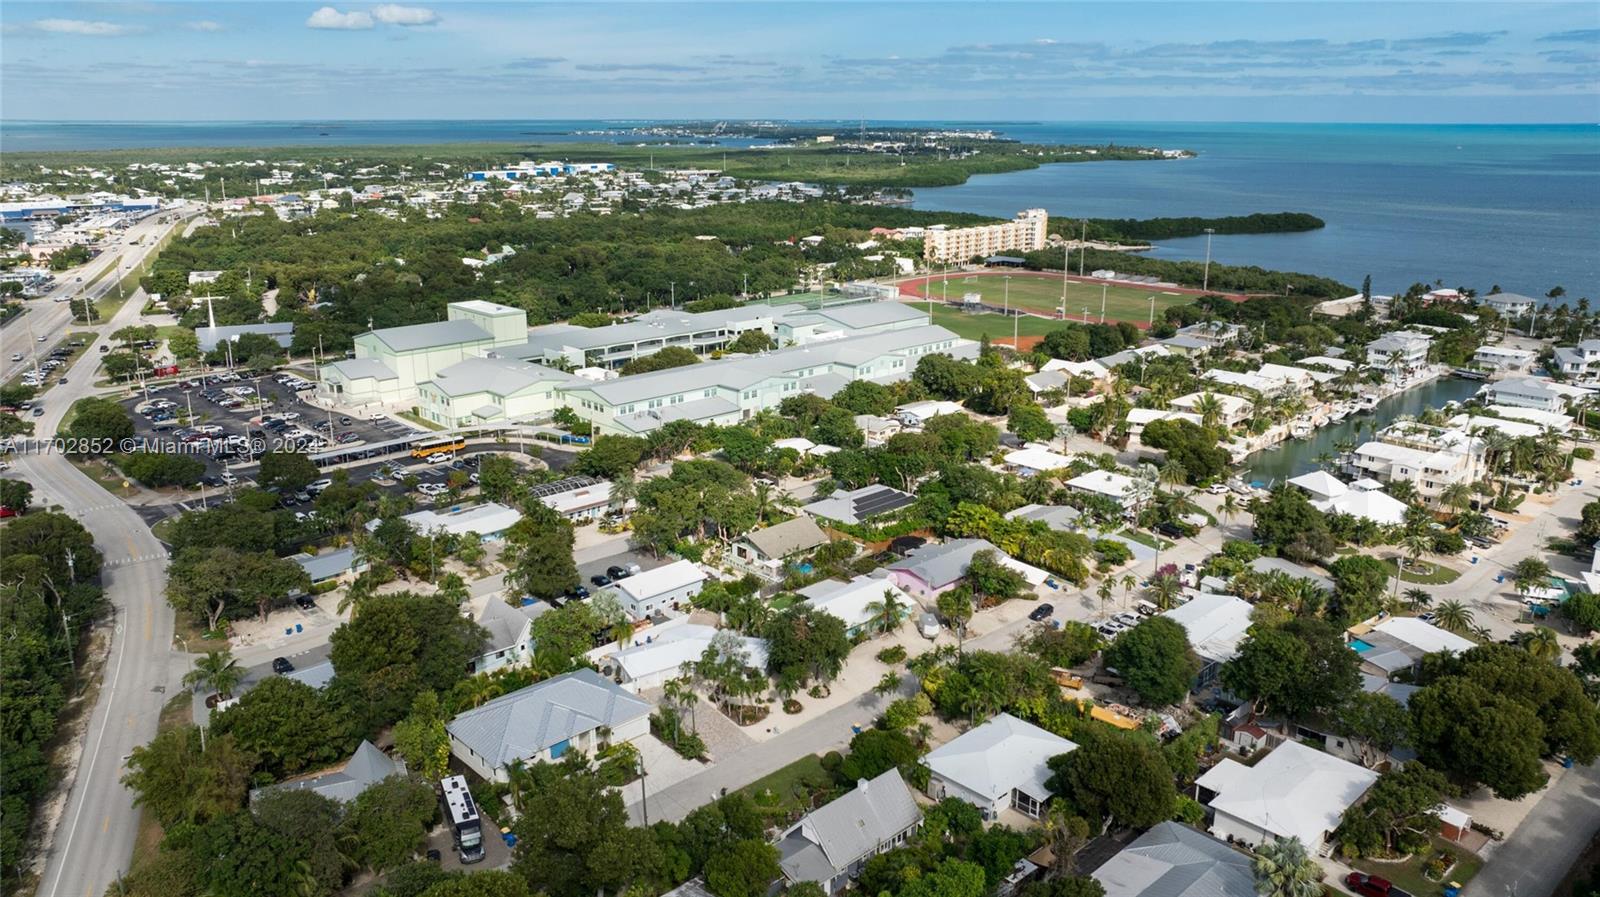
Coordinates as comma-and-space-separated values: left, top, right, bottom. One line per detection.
249, 740, 401, 805
1091, 822, 1255, 897
741, 517, 830, 560
325, 357, 398, 382
1195, 740, 1378, 847
612, 560, 707, 601
778, 769, 921, 885
924, 712, 1076, 804
369, 319, 492, 353
446, 668, 653, 769
1162, 592, 1253, 665
423, 356, 575, 397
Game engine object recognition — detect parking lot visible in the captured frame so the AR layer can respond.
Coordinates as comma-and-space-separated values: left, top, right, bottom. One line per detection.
122, 369, 418, 479
577, 547, 670, 592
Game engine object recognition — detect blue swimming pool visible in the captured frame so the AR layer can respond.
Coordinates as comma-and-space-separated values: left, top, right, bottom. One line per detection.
1350, 638, 1376, 654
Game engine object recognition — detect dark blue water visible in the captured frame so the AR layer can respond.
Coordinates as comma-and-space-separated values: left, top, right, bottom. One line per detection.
913, 122, 1600, 300
4, 119, 1594, 298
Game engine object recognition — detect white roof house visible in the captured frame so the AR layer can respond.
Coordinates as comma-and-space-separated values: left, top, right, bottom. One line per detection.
605, 623, 768, 692
1287, 470, 1348, 502
924, 712, 1076, 819
1369, 616, 1477, 657
800, 574, 915, 636
1195, 740, 1378, 848
1004, 447, 1074, 474
610, 560, 707, 620
1065, 470, 1144, 506
1162, 592, 1253, 675
375, 502, 522, 540
896, 400, 966, 425
540, 481, 619, 520
1315, 489, 1408, 526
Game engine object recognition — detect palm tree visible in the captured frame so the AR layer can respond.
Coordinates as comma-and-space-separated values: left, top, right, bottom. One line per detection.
1159, 462, 1189, 492
1147, 572, 1182, 611
1120, 574, 1137, 610
1522, 626, 1562, 662
1511, 556, 1553, 597
1402, 587, 1433, 611
864, 588, 910, 636
1251, 837, 1323, 897
183, 649, 244, 699
610, 469, 639, 510
1193, 392, 1226, 430
1440, 482, 1473, 516
1433, 599, 1475, 635
1097, 579, 1115, 620
463, 674, 505, 709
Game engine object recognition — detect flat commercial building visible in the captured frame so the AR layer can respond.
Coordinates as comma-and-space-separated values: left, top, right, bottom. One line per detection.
923, 209, 1048, 264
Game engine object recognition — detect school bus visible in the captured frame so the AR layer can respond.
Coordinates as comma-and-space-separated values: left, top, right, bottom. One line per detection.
410, 435, 467, 459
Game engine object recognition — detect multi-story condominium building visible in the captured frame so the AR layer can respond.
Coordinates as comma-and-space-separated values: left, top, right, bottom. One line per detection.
560, 325, 977, 436
1474, 377, 1572, 414
922, 208, 1048, 264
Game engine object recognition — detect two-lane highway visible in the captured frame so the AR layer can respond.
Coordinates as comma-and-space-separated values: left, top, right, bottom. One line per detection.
5, 214, 193, 897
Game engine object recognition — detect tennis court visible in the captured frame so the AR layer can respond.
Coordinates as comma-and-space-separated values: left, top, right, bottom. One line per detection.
899, 271, 1192, 326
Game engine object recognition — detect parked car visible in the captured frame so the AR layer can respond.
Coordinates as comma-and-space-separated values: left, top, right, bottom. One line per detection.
566, 585, 591, 601
417, 482, 449, 498
590, 574, 612, 587
1206, 483, 1229, 494
1028, 603, 1054, 622
271, 657, 295, 675
606, 565, 631, 580
1344, 874, 1411, 897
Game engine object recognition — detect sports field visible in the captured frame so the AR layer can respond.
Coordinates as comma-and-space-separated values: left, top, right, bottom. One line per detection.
899, 271, 1192, 326
915, 304, 1064, 345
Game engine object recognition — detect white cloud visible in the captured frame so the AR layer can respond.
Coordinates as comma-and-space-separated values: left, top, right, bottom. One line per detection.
184, 20, 225, 33
372, 4, 438, 26
306, 7, 374, 30
33, 18, 136, 36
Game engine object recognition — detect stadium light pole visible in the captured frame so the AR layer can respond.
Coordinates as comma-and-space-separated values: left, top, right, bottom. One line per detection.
1100, 283, 1108, 324
1060, 239, 1069, 319
1148, 295, 1156, 326
1003, 275, 1011, 317
1202, 228, 1215, 292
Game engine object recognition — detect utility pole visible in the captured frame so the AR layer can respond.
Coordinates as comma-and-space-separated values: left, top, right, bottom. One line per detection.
1202, 228, 1215, 292
61, 548, 78, 680
1079, 220, 1087, 276
1060, 240, 1069, 318
670, 281, 676, 310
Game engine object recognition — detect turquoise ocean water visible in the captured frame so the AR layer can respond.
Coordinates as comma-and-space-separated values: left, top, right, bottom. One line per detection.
4, 119, 1595, 297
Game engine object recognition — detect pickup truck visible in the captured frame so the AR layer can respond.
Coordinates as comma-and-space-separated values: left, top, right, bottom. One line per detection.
1345, 873, 1413, 897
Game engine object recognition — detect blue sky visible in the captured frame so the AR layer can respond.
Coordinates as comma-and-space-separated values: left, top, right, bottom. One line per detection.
2, 2, 1597, 122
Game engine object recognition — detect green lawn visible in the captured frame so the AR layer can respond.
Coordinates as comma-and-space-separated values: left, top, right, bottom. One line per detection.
1352, 837, 1483, 896
1117, 528, 1175, 551
1380, 557, 1463, 585
739, 753, 836, 821
903, 271, 1189, 325
922, 303, 1065, 343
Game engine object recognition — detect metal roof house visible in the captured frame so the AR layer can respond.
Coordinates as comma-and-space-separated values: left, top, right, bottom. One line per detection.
608, 559, 707, 620
887, 539, 1047, 601
446, 668, 653, 783
800, 484, 916, 526
799, 574, 914, 637
249, 740, 403, 805
924, 712, 1076, 820
1194, 740, 1378, 849
730, 516, 832, 581
469, 598, 550, 675
290, 547, 367, 584
777, 769, 922, 895
1090, 822, 1254, 897
195, 322, 295, 353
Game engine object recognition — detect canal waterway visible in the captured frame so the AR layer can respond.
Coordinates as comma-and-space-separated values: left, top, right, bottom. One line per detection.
1243, 376, 1484, 486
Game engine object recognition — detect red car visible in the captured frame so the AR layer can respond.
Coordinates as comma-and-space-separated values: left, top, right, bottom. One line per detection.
1345, 873, 1411, 897
0, 506, 20, 519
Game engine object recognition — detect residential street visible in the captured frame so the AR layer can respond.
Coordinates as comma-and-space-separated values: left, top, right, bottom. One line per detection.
1466, 761, 1600, 897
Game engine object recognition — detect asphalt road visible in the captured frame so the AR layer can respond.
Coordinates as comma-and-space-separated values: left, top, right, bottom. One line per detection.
10, 214, 193, 897
1, 210, 190, 385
